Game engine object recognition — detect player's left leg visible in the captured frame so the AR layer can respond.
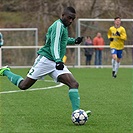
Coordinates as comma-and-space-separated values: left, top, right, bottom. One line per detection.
50, 64, 91, 116
57, 73, 91, 116
115, 58, 121, 76
58, 73, 80, 111
111, 54, 117, 78
114, 50, 122, 77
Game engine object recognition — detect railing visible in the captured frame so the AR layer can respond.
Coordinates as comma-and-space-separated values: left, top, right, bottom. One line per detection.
0, 45, 133, 68
0, 28, 38, 68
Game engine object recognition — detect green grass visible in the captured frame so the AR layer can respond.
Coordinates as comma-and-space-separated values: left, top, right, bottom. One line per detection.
0, 68, 132, 133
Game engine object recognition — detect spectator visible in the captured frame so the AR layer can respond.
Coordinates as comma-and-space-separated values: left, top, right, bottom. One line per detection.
84, 36, 93, 65
93, 32, 105, 68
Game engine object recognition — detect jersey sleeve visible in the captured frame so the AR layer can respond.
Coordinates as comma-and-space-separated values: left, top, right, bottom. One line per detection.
120, 27, 127, 41
50, 22, 63, 63
107, 28, 112, 39
67, 37, 75, 44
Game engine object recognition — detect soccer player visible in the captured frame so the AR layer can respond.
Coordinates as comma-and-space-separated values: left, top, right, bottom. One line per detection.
107, 17, 127, 78
0, 7, 91, 116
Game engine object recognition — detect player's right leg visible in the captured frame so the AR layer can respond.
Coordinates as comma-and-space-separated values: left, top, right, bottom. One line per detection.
18, 77, 37, 90
0, 65, 37, 90
0, 65, 24, 86
0, 65, 10, 76
112, 58, 117, 78
0, 55, 48, 90
111, 49, 117, 78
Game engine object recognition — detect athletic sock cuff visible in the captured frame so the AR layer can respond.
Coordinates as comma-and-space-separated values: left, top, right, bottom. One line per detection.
69, 88, 78, 93
17, 77, 24, 86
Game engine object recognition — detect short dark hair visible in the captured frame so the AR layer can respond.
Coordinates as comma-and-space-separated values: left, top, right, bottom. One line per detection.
64, 6, 76, 14
114, 17, 121, 20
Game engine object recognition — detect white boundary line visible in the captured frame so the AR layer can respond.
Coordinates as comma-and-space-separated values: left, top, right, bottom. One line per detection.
0, 83, 64, 94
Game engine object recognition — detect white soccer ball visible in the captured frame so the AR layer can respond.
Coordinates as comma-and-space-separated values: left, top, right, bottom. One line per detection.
71, 109, 88, 125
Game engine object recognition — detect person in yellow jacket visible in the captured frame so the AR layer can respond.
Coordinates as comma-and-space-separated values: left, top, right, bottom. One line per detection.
108, 17, 127, 78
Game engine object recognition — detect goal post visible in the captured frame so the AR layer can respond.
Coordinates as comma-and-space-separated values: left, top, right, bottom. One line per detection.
0, 21, 132, 68
75, 18, 133, 67
77, 18, 133, 37
0, 28, 38, 68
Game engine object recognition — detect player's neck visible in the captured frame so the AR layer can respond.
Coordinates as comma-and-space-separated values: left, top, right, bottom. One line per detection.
115, 25, 120, 28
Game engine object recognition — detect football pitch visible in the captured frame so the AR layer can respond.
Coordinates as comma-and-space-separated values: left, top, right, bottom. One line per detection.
0, 68, 132, 133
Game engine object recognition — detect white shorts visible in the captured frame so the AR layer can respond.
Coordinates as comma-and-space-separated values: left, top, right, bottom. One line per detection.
27, 55, 71, 82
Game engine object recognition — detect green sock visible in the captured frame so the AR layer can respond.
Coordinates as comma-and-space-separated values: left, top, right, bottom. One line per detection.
69, 89, 80, 112
3, 70, 23, 86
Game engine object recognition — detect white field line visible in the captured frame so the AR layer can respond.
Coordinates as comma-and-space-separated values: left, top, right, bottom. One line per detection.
0, 83, 64, 94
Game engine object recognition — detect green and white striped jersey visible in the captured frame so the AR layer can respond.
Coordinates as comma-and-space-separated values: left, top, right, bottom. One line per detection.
37, 19, 75, 63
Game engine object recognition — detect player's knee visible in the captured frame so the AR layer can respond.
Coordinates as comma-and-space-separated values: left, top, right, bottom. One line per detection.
112, 54, 117, 60
117, 58, 120, 63
18, 82, 29, 90
75, 81, 79, 88
19, 85, 29, 90
70, 81, 79, 88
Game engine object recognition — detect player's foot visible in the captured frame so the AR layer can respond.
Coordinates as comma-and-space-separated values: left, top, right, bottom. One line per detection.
86, 110, 91, 117
112, 71, 117, 78
0, 65, 10, 76
112, 71, 115, 77
113, 74, 117, 78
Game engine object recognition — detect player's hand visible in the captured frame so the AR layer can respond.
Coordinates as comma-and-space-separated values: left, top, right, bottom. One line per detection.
56, 62, 64, 70
75, 37, 84, 44
116, 31, 120, 36
109, 38, 114, 41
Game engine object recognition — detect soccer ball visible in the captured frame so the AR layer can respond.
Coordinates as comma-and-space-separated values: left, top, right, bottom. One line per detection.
71, 109, 88, 125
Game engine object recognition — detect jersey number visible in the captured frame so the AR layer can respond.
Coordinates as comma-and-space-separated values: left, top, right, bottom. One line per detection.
29, 69, 34, 76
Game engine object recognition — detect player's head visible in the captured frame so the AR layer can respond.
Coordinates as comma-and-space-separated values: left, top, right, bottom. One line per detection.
61, 6, 76, 27
114, 17, 121, 27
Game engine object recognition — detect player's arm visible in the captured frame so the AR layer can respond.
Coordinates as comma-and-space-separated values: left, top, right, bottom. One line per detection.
67, 37, 83, 45
50, 23, 62, 63
50, 23, 64, 70
107, 28, 114, 41
67, 37, 75, 44
119, 28, 127, 41
114, 27, 127, 41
